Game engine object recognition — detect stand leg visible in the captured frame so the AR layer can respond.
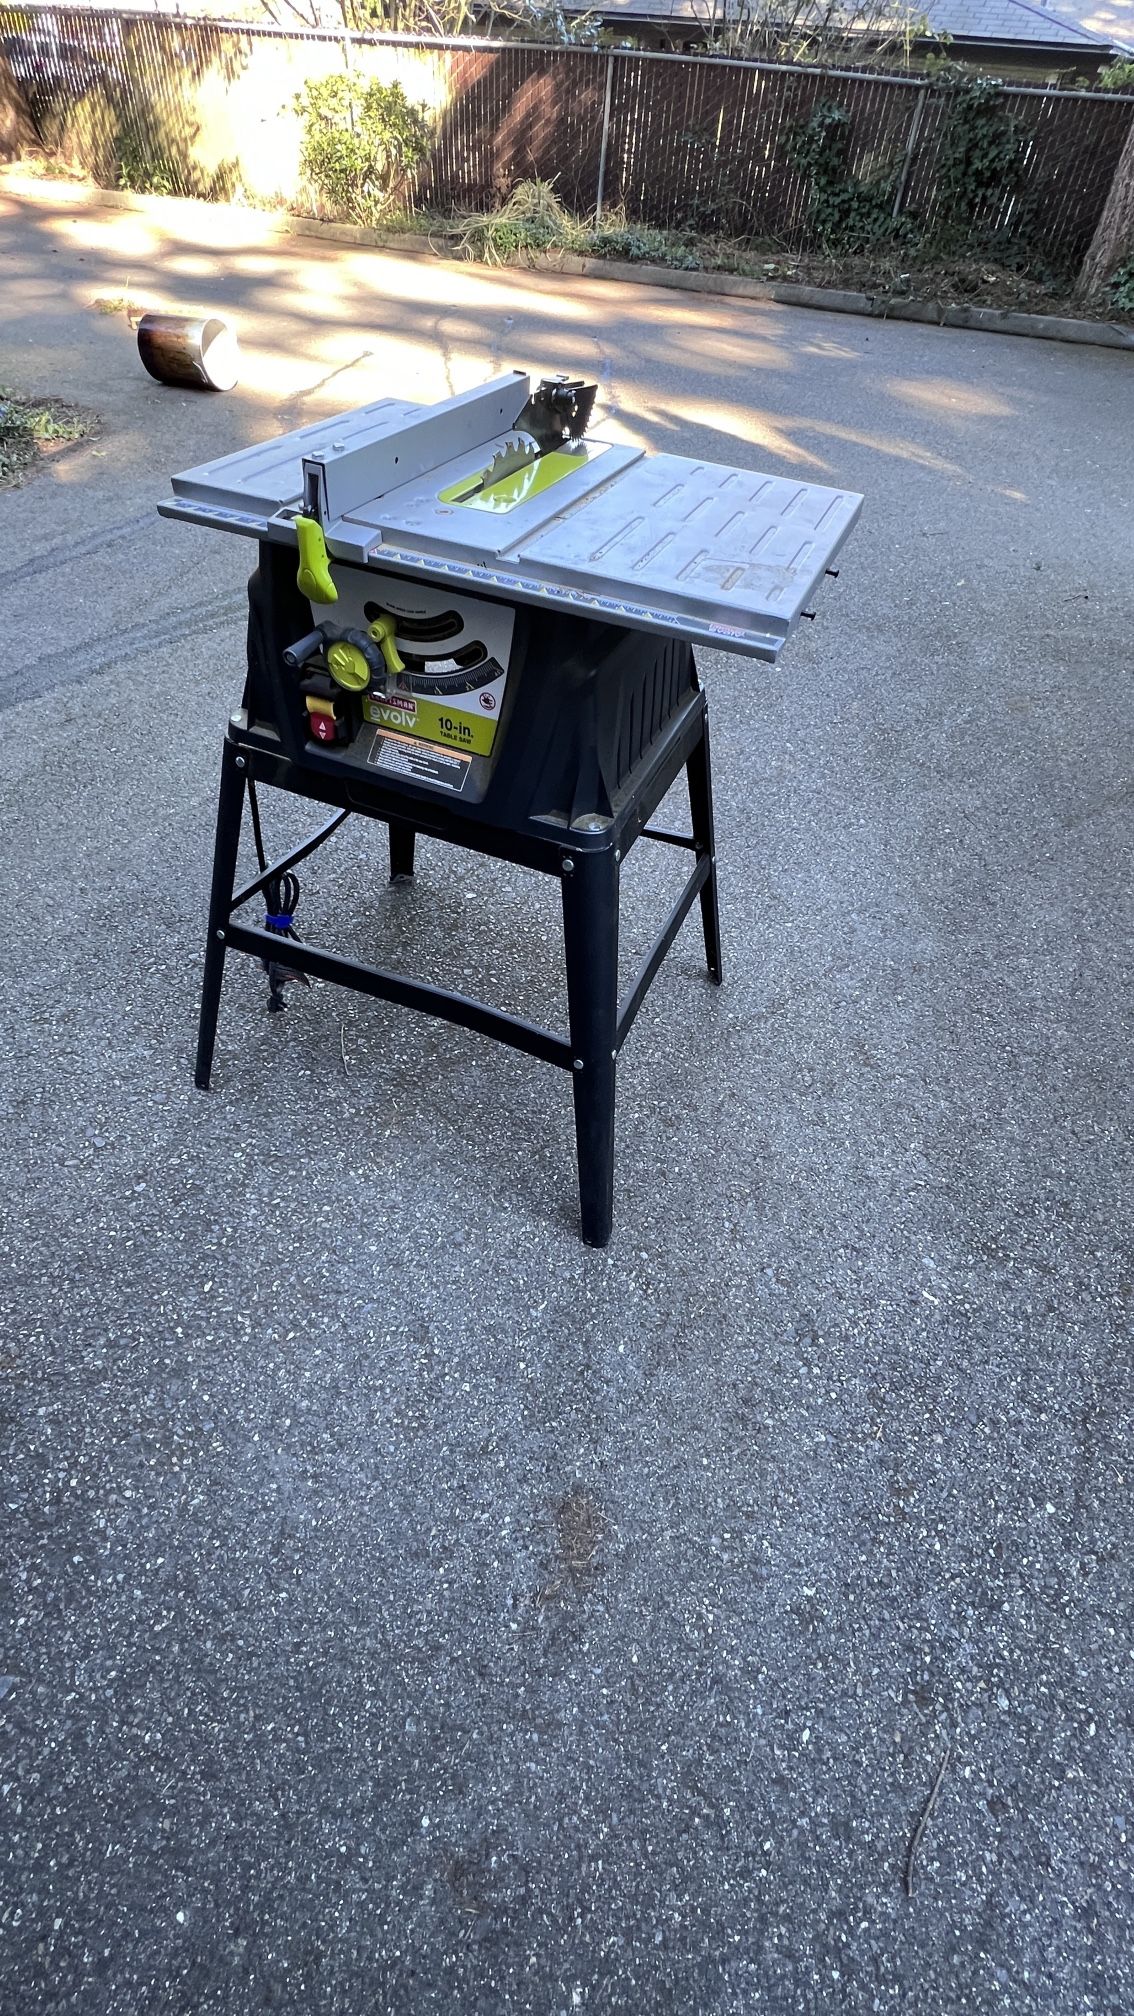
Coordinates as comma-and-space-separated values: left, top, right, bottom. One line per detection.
561, 847, 620, 1247
195, 740, 247, 1090
388, 819, 416, 882
686, 706, 723, 985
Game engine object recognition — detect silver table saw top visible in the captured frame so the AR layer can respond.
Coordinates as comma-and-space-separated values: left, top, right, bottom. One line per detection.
160, 372, 862, 661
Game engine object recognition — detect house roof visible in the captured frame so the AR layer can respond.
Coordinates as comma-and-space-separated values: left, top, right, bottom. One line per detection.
922, 0, 1130, 46
578, 0, 1133, 50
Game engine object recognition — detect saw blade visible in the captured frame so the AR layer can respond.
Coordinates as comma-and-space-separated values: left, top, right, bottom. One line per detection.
480, 432, 540, 488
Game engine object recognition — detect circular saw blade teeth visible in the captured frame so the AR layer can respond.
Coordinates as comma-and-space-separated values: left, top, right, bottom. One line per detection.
483, 432, 540, 486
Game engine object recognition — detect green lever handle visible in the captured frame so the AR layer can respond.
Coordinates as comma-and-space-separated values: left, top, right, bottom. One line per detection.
368, 612, 405, 677
295, 515, 337, 604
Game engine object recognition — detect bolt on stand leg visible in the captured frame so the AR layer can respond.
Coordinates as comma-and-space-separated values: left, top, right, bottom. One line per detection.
194, 740, 247, 1091
561, 846, 620, 1247
686, 706, 723, 985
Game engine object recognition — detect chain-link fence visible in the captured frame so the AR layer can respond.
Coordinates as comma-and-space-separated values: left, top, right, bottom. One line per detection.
2, 5, 1131, 262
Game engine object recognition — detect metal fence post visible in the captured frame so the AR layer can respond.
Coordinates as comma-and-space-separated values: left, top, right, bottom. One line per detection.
594, 51, 615, 228
338, 2, 353, 74
892, 81, 930, 222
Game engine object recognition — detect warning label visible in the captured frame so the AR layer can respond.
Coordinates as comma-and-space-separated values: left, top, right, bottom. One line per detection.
368, 730, 471, 793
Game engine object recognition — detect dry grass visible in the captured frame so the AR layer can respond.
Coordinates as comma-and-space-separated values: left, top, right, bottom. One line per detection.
91, 279, 151, 325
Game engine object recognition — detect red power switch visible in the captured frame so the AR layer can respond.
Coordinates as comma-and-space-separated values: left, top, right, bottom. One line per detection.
309, 712, 341, 744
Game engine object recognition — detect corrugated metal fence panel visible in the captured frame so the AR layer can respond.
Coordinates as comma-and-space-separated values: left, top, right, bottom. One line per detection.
1, 6, 1131, 263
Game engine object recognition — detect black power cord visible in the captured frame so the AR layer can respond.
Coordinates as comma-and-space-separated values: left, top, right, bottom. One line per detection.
261, 870, 309, 1014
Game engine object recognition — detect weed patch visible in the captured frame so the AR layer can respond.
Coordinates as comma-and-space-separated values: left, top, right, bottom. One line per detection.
0, 389, 97, 486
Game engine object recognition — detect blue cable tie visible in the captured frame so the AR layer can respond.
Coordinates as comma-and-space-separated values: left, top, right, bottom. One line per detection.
264, 911, 294, 931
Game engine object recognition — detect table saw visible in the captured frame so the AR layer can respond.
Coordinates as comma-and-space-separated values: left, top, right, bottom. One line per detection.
163, 370, 862, 1245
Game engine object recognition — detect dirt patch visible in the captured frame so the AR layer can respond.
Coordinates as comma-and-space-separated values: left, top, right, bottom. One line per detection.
757, 250, 1122, 320
0, 389, 98, 487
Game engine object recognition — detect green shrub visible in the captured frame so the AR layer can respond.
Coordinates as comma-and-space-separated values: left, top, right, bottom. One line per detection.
297, 74, 431, 225
117, 126, 177, 196
589, 220, 699, 267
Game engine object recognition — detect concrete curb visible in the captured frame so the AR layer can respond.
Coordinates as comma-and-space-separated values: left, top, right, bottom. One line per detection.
770, 281, 1134, 350
4, 168, 1133, 354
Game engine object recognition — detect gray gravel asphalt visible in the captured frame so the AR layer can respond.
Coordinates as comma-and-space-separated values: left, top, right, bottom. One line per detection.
1, 182, 1132, 2015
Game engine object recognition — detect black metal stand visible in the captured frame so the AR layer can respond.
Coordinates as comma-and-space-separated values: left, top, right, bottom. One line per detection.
388, 819, 416, 883
194, 699, 721, 1248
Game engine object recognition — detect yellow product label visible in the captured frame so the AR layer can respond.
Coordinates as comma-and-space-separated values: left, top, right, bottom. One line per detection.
363, 692, 498, 757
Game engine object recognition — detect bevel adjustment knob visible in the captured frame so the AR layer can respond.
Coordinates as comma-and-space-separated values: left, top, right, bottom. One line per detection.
367, 612, 406, 678
326, 640, 372, 692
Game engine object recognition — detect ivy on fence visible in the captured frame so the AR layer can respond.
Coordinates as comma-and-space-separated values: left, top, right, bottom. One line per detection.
785, 103, 903, 254
932, 73, 1027, 239
786, 76, 1054, 269
1110, 255, 1134, 309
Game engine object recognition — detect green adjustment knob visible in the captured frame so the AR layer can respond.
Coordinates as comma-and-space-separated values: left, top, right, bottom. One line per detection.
326, 640, 371, 693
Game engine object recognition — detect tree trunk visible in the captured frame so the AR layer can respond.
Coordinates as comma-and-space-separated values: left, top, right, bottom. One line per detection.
1077, 108, 1134, 303
0, 55, 38, 164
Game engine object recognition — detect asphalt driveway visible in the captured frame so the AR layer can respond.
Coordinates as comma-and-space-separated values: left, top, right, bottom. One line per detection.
1, 178, 1132, 2014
